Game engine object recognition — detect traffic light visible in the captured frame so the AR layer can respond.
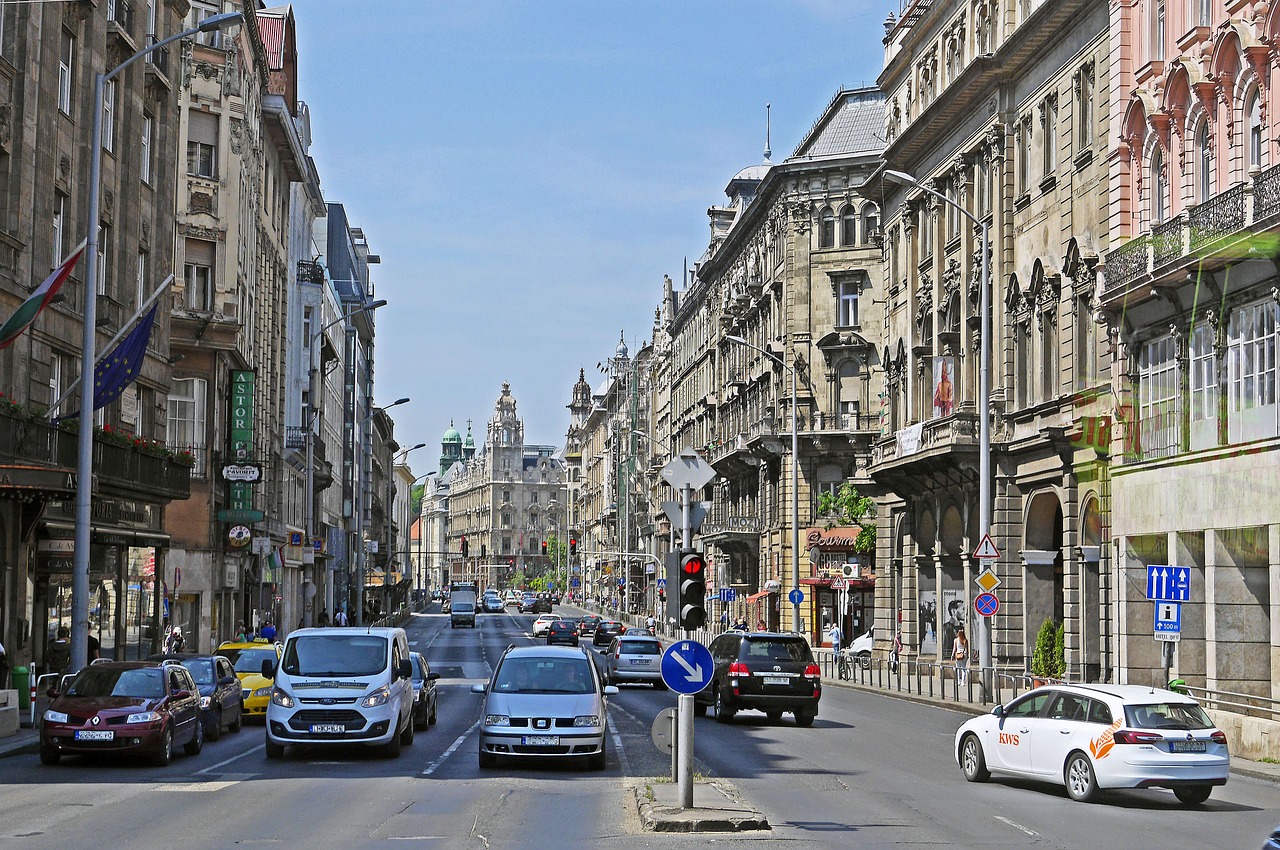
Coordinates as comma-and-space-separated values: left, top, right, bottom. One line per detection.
541, 540, 548, 556
569, 537, 578, 559
678, 549, 707, 630
461, 535, 469, 557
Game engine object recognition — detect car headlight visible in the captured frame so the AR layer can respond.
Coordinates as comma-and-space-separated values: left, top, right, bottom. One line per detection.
43, 710, 68, 724
573, 715, 601, 727
361, 686, 391, 708
199, 696, 211, 708
270, 688, 294, 708
253, 686, 273, 697
484, 714, 510, 726
126, 711, 160, 724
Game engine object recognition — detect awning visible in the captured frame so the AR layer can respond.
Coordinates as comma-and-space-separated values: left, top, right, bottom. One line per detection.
40, 519, 171, 547
745, 590, 772, 604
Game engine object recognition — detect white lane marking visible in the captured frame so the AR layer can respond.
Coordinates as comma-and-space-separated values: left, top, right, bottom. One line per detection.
195, 742, 264, 775
607, 708, 630, 774
420, 719, 481, 776
994, 816, 1038, 837
156, 780, 239, 792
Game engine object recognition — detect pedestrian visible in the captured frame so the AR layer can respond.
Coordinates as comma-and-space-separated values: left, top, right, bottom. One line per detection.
952, 625, 969, 686
87, 633, 100, 663
318, 608, 330, 627
828, 620, 843, 651
891, 627, 904, 672
719, 610, 728, 630
47, 626, 71, 673
235, 621, 248, 642
260, 620, 277, 642
334, 607, 348, 627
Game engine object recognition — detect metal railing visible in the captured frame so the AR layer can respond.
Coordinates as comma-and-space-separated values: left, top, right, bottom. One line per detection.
1180, 684, 1280, 722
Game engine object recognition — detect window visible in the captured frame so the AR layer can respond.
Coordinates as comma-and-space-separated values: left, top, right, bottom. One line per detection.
1138, 335, 1180, 458
919, 205, 931, 257
1153, 0, 1165, 56
1042, 97, 1057, 175
1018, 117, 1032, 194
53, 194, 65, 264
1190, 323, 1217, 422
945, 183, 959, 241
184, 238, 215, 311
187, 111, 219, 178
1151, 148, 1166, 224
96, 225, 109, 296
1041, 311, 1057, 401
1015, 320, 1031, 408
837, 279, 859, 327
302, 306, 313, 350
530, 492, 538, 504
49, 350, 74, 408
189, 1, 223, 46
1226, 300, 1278, 417
862, 204, 879, 241
1198, 0, 1212, 26
840, 205, 857, 246
58, 32, 74, 115
136, 251, 147, 307
1247, 89, 1263, 172
818, 207, 835, 248
1074, 296, 1097, 389
1076, 66, 1094, 149
168, 378, 208, 473
1196, 121, 1213, 203
102, 79, 115, 153
141, 115, 154, 184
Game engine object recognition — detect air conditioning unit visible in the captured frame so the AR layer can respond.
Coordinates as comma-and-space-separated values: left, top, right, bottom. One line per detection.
840, 564, 858, 579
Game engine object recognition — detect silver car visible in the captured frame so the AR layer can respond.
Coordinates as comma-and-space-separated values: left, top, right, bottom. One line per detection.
604, 636, 666, 688
472, 645, 617, 770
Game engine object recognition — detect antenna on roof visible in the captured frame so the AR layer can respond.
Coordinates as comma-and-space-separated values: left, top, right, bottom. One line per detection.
763, 103, 772, 163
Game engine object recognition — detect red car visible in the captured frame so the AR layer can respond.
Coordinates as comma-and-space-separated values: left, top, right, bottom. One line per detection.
40, 661, 204, 766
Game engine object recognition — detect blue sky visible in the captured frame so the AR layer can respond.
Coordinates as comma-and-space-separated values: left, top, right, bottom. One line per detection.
293, 0, 890, 470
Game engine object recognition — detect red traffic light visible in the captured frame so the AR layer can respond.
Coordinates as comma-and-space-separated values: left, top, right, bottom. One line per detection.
682, 554, 705, 574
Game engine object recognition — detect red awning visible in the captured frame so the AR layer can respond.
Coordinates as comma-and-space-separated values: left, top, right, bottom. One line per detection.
745, 590, 771, 604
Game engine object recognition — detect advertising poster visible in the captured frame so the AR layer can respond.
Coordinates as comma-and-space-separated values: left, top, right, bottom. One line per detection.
933, 356, 955, 418
918, 590, 938, 656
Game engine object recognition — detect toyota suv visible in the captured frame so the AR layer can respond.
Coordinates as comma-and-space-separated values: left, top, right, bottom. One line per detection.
694, 631, 821, 726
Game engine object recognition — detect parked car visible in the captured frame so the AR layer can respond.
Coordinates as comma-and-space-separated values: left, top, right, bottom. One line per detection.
409, 651, 440, 731
40, 661, 204, 766
592, 620, 625, 647
954, 684, 1230, 804
577, 615, 602, 636
546, 620, 579, 647
531, 614, 557, 637
216, 640, 283, 722
604, 636, 665, 688
693, 631, 821, 726
150, 653, 243, 740
472, 645, 618, 769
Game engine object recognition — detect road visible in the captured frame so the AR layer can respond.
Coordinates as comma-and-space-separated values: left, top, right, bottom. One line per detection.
2, 606, 1276, 849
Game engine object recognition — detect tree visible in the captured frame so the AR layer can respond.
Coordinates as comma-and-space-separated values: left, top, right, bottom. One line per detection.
815, 482, 876, 553
1031, 618, 1065, 679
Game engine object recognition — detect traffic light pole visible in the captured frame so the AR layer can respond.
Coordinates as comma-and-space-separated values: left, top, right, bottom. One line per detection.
678, 482, 694, 809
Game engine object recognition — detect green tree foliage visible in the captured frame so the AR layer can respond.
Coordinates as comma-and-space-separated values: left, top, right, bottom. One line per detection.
1031, 618, 1066, 678
814, 482, 876, 553
410, 483, 425, 518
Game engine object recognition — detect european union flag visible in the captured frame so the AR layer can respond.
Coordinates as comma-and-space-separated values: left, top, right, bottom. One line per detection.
58, 304, 158, 421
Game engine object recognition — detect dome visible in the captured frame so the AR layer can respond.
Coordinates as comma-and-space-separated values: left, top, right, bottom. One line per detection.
464, 431, 475, 448
615, 331, 629, 360
731, 163, 770, 182
442, 420, 462, 444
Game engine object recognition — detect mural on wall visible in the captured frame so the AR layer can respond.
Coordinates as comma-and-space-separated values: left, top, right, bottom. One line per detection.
941, 588, 965, 658
933, 356, 955, 418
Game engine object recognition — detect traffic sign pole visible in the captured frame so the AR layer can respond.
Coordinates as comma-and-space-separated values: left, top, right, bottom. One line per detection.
678, 693, 694, 808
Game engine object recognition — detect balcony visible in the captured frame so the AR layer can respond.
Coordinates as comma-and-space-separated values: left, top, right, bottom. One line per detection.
867, 411, 980, 496
106, 0, 138, 51
1104, 165, 1280, 300
701, 513, 762, 548
144, 35, 172, 91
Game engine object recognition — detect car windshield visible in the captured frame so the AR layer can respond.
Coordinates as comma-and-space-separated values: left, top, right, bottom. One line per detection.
493, 657, 594, 694
619, 640, 661, 656
454, 603, 474, 612
744, 638, 813, 663
219, 647, 279, 674
179, 659, 215, 685
68, 667, 164, 699
281, 635, 389, 677
1125, 702, 1214, 730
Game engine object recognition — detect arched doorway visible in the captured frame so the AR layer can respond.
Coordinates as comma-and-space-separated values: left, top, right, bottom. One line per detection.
1022, 490, 1065, 664
1080, 494, 1104, 681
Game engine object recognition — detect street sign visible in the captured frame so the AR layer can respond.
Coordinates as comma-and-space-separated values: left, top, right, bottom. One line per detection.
659, 449, 717, 491
656, 578, 667, 590
661, 640, 714, 694
1146, 565, 1191, 602
972, 533, 1000, 560
831, 578, 848, 590
218, 509, 265, 523
975, 569, 1001, 594
570, 578, 580, 588
662, 500, 712, 533
974, 593, 999, 617
651, 707, 677, 756
719, 588, 737, 602
788, 588, 804, 605
1154, 601, 1181, 635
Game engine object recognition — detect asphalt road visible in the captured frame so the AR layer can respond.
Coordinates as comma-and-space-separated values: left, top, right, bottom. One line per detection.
2, 606, 1276, 849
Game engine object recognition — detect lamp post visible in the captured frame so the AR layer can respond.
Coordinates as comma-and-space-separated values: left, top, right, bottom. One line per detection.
354, 397, 410, 625
383, 442, 425, 610
883, 168, 992, 696
724, 334, 801, 637
70, 10, 245, 673
306, 298, 386, 628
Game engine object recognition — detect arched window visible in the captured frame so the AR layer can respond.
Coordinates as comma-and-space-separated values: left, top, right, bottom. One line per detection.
1151, 147, 1167, 224
1196, 120, 1213, 203
1247, 88, 1263, 171
819, 207, 835, 248
862, 203, 879, 242
840, 205, 857, 246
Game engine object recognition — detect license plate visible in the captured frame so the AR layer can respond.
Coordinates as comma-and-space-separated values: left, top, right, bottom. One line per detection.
74, 730, 114, 741
522, 735, 559, 746
763, 676, 789, 686
1169, 740, 1207, 753
310, 724, 345, 734
631, 659, 651, 665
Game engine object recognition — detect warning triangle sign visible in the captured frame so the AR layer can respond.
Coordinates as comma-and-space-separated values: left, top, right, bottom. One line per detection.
972, 533, 1000, 560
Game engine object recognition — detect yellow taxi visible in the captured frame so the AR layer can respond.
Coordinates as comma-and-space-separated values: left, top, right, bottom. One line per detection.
216, 640, 282, 721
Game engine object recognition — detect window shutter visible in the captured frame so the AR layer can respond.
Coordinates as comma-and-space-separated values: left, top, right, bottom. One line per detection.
188, 110, 219, 146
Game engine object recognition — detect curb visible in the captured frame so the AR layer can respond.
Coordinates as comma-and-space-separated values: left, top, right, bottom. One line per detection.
0, 738, 39, 759
633, 785, 770, 833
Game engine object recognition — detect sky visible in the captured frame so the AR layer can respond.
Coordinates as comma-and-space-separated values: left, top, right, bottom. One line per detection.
291, 0, 891, 473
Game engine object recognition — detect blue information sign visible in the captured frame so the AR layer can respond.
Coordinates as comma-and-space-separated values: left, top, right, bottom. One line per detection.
788, 588, 804, 605
720, 588, 737, 602
661, 640, 714, 694
1154, 601, 1181, 634
1146, 565, 1191, 602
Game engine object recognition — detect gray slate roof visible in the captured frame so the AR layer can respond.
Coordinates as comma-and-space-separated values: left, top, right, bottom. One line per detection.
790, 87, 885, 161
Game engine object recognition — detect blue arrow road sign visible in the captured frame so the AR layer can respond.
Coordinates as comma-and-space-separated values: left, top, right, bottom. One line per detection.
661, 640, 714, 694
720, 588, 737, 602
788, 588, 804, 605
1146, 565, 1191, 602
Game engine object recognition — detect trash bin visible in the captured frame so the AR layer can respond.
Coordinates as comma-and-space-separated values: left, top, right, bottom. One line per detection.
13, 666, 29, 710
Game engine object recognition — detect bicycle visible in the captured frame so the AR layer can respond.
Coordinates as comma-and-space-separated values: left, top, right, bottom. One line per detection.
836, 648, 853, 680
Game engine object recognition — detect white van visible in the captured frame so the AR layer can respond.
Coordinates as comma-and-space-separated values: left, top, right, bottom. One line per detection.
262, 627, 415, 759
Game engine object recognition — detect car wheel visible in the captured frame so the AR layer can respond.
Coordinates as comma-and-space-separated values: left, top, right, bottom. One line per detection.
960, 734, 990, 782
1174, 785, 1212, 806
39, 745, 60, 766
766, 711, 783, 723
857, 652, 871, 670
429, 699, 437, 725
208, 708, 222, 741
382, 723, 403, 758
692, 700, 708, 717
265, 737, 285, 759
401, 713, 414, 746
1064, 752, 1098, 802
184, 716, 204, 756
714, 688, 735, 723
152, 726, 173, 767
794, 711, 816, 727
230, 704, 243, 733
478, 748, 497, 768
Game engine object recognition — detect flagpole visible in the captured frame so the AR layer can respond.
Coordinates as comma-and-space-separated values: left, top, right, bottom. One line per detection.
49, 273, 174, 416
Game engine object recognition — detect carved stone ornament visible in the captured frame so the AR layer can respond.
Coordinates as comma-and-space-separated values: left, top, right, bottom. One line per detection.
189, 191, 214, 214
194, 60, 221, 82
59, 154, 71, 179
229, 117, 244, 155
103, 188, 115, 212
915, 271, 934, 329
141, 221, 151, 248
181, 224, 219, 241
0, 101, 10, 149
790, 201, 812, 234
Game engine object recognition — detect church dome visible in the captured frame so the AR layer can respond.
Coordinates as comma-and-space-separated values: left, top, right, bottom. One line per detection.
442, 420, 462, 444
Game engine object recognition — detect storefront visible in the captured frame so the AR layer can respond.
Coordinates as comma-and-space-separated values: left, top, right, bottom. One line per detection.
801, 527, 874, 647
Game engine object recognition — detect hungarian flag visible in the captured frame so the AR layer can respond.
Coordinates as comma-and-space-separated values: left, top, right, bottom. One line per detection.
0, 243, 86, 349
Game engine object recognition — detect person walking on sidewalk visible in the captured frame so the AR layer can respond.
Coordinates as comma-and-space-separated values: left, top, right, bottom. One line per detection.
952, 626, 970, 686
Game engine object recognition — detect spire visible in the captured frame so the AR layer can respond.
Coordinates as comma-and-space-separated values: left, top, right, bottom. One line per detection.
763, 102, 772, 163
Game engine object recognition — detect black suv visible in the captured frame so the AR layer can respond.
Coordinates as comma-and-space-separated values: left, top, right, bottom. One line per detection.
150, 653, 244, 740
694, 632, 821, 726
592, 620, 625, 647
546, 620, 579, 647
578, 615, 602, 636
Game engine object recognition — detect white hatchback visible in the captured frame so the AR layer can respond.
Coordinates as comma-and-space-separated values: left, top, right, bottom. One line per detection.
531, 615, 556, 637
954, 684, 1229, 804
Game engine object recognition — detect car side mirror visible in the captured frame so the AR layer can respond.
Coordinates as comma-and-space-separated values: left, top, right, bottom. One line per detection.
398, 660, 413, 680
991, 704, 1005, 717
427, 672, 441, 681
173, 689, 192, 700
221, 676, 237, 686
470, 683, 487, 694
603, 685, 619, 695
47, 688, 59, 699
261, 659, 277, 679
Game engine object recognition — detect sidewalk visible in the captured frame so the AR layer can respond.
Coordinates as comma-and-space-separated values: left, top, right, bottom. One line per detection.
0, 725, 39, 759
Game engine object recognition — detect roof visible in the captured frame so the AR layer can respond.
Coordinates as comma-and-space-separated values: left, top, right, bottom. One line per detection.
1049, 683, 1199, 703
790, 87, 885, 161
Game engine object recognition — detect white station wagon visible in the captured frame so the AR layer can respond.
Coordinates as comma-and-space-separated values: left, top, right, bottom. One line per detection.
954, 683, 1229, 804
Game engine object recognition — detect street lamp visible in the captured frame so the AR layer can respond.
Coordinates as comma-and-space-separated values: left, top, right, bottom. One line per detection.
724, 334, 801, 637
354, 397, 410, 625
306, 298, 387, 627
71, 10, 245, 672
883, 168, 992, 695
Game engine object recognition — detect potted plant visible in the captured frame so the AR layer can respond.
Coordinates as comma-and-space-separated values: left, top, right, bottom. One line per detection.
1030, 618, 1065, 685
